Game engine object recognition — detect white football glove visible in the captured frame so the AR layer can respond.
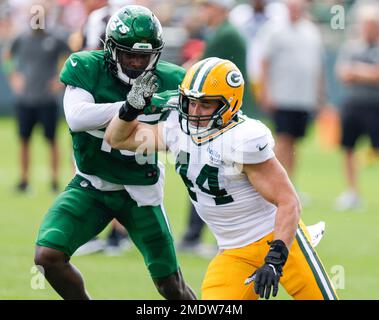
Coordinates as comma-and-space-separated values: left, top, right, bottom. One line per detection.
126, 71, 159, 110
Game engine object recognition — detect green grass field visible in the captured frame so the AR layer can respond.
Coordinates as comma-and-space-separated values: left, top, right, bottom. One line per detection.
0, 116, 378, 300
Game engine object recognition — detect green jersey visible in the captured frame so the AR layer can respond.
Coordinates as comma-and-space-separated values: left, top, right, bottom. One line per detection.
60, 50, 185, 185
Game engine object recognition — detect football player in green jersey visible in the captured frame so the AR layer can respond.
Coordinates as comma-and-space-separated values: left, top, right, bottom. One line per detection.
34, 5, 196, 300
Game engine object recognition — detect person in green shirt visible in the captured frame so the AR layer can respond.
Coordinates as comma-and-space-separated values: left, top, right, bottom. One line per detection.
200, 0, 253, 113
34, 5, 195, 300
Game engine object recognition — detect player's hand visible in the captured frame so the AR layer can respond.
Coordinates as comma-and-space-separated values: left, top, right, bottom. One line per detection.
245, 262, 282, 299
119, 71, 158, 121
244, 239, 289, 299
144, 90, 179, 115
127, 71, 158, 110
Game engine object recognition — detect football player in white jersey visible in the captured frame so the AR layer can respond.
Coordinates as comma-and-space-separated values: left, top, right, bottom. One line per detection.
105, 58, 338, 300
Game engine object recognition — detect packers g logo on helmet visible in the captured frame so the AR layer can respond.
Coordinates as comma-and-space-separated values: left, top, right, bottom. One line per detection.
178, 58, 245, 137
226, 70, 243, 88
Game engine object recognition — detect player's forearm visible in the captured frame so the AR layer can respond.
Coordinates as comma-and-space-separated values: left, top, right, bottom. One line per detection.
104, 115, 139, 150
354, 64, 379, 84
273, 198, 301, 249
243, 159, 300, 248
63, 86, 123, 131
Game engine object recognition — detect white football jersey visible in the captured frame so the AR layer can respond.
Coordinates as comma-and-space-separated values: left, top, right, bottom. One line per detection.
161, 111, 277, 249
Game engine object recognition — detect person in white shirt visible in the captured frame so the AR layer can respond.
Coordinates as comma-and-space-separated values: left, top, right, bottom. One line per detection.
259, 0, 325, 186
104, 57, 337, 300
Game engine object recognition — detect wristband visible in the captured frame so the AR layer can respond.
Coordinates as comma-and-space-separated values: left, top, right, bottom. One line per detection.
264, 239, 289, 267
118, 102, 141, 122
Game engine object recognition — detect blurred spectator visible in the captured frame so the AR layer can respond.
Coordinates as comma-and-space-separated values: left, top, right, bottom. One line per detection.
65, 0, 108, 51
82, 0, 109, 14
180, 5, 205, 67
81, 0, 116, 50
334, 4, 379, 211
7, 0, 35, 33
259, 0, 325, 192
190, 0, 253, 115
0, 1, 14, 43
5, 7, 70, 192
231, 0, 270, 95
55, 0, 87, 33
178, 0, 254, 257
230, 0, 288, 116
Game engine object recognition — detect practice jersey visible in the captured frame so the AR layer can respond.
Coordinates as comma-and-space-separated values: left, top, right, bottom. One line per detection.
60, 50, 185, 186
161, 111, 277, 249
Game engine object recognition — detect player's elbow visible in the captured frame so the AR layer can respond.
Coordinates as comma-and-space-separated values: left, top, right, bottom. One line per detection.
104, 129, 112, 145
63, 104, 91, 132
65, 117, 86, 132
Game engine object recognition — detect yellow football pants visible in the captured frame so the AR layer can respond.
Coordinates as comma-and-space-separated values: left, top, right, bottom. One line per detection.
202, 220, 338, 300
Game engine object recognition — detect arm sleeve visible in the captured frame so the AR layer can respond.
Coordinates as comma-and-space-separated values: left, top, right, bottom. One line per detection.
230, 124, 275, 164
63, 85, 123, 132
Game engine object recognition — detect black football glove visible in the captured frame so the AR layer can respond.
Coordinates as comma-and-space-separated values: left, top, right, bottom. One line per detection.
245, 239, 289, 299
119, 71, 158, 122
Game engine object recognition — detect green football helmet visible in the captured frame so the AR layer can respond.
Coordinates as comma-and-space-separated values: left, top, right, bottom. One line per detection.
104, 5, 164, 85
